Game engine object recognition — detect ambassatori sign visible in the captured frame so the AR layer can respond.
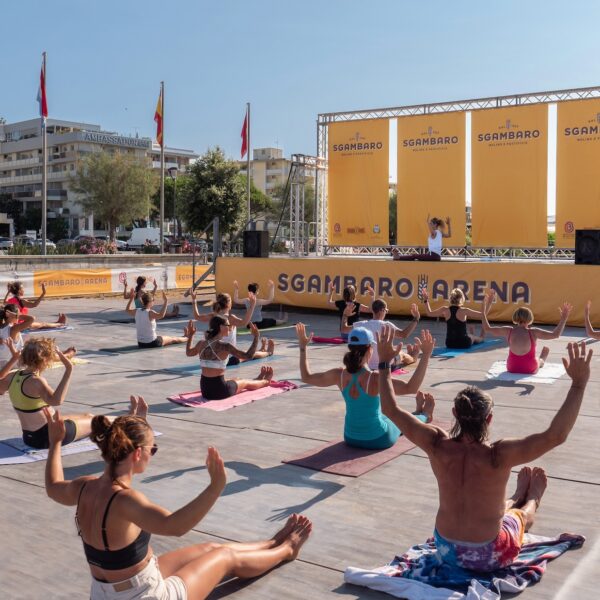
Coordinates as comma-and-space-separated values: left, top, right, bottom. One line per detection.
396, 112, 466, 246
556, 98, 600, 248
327, 119, 389, 246
471, 105, 548, 248
216, 257, 592, 326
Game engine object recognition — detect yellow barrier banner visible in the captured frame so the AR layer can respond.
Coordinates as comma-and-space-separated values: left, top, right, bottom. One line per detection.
328, 119, 389, 245
556, 98, 600, 248
471, 105, 548, 247
396, 112, 465, 245
33, 269, 113, 297
217, 257, 591, 326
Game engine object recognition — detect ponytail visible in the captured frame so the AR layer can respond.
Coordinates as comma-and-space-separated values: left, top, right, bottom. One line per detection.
343, 344, 369, 374
134, 276, 146, 296
206, 315, 227, 339
212, 293, 231, 314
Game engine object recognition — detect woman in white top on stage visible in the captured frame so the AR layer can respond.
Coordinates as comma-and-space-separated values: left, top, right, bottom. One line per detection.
392, 214, 451, 261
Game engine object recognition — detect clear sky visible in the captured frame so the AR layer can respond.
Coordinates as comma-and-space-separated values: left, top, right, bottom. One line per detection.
2, 0, 599, 168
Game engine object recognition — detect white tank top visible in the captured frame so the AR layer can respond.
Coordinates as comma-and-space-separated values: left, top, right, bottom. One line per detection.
219, 311, 237, 346
428, 229, 443, 255
135, 309, 157, 343
0, 324, 23, 367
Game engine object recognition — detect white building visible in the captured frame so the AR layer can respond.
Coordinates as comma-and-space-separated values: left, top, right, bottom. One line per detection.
0, 118, 198, 236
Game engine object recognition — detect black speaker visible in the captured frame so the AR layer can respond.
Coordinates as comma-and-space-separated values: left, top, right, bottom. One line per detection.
575, 229, 600, 265
243, 230, 269, 258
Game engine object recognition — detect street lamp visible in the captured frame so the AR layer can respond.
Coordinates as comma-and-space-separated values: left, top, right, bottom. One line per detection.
167, 166, 178, 239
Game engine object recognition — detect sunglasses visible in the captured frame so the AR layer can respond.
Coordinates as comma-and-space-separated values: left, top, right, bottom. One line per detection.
141, 444, 158, 456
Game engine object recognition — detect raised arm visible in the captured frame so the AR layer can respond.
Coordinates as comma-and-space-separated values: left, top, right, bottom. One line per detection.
29, 351, 73, 407
421, 289, 448, 319
184, 321, 202, 357
327, 282, 337, 306
0, 339, 21, 391
150, 291, 169, 320
23, 282, 47, 308
376, 326, 443, 453
296, 322, 341, 387
233, 280, 242, 305
122, 276, 129, 300
258, 279, 275, 305
10, 313, 35, 335
481, 290, 511, 337
442, 216, 452, 238
340, 304, 355, 334
232, 291, 256, 327
495, 341, 592, 467
531, 302, 572, 340
223, 323, 260, 359
397, 304, 420, 338
390, 329, 434, 395
3, 285, 10, 304
584, 300, 600, 339
125, 289, 137, 316
120, 446, 226, 536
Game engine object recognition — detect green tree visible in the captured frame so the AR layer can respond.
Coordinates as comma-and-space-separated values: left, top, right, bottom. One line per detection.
150, 173, 193, 238
181, 147, 246, 237
237, 175, 273, 221
69, 152, 157, 240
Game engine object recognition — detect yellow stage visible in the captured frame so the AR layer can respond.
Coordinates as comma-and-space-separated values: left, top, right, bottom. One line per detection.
216, 256, 598, 327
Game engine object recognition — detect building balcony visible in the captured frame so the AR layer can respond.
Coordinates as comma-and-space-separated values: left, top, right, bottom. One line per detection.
0, 156, 41, 170
0, 171, 67, 185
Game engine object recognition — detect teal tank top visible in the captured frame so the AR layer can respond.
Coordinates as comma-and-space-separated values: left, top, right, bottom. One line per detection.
341, 369, 388, 440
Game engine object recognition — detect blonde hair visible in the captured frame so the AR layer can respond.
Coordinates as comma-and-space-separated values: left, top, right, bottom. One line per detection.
512, 306, 533, 326
449, 288, 465, 306
21, 337, 57, 373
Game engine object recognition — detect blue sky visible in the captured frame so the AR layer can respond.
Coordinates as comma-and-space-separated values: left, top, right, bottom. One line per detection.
2, 0, 599, 165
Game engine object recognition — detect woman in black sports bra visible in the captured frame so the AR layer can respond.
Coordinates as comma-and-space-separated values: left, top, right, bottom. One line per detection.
44, 400, 312, 600
421, 287, 485, 349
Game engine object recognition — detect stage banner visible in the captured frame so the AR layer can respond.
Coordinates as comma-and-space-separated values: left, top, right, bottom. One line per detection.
327, 119, 389, 245
471, 105, 548, 247
33, 269, 113, 297
396, 112, 466, 246
556, 98, 600, 248
217, 257, 589, 326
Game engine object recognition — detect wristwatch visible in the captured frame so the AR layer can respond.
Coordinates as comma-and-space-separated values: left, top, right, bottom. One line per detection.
378, 361, 391, 370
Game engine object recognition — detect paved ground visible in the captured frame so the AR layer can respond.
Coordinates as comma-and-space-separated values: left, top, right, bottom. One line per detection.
0, 295, 598, 599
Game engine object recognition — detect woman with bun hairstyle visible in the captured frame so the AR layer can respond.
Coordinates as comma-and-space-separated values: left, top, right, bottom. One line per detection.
295, 323, 435, 449
192, 290, 275, 365
0, 337, 91, 449
392, 214, 451, 261
184, 317, 274, 400
4, 281, 68, 329
123, 275, 179, 318
482, 290, 572, 374
44, 405, 312, 600
421, 287, 485, 349
327, 283, 374, 342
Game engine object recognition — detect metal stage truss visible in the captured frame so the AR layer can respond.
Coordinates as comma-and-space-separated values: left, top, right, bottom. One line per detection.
315, 84, 600, 256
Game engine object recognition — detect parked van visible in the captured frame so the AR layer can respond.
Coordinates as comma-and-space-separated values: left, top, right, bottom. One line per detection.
127, 227, 161, 249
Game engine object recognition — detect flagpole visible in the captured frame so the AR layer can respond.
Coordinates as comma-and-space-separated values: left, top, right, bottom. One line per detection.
159, 81, 165, 253
246, 102, 251, 226
41, 51, 47, 256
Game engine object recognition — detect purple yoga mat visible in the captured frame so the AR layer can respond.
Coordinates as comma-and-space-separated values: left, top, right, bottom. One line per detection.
167, 380, 297, 411
283, 421, 449, 477
312, 336, 345, 344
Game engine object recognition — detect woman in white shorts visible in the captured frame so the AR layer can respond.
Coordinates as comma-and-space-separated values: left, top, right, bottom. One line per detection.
44, 403, 312, 599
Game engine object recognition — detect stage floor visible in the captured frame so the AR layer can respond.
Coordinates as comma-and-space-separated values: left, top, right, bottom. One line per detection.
1, 296, 598, 599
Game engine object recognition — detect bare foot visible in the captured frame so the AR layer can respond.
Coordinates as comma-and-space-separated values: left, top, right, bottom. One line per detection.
539, 346, 550, 366
415, 391, 425, 414
267, 339, 275, 356
63, 346, 77, 360
257, 366, 274, 381
57, 313, 67, 325
260, 338, 268, 352
129, 395, 138, 416
285, 515, 313, 561
129, 395, 149, 418
422, 393, 435, 423
509, 466, 532, 508
526, 467, 548, 509
272, 514, 299, 547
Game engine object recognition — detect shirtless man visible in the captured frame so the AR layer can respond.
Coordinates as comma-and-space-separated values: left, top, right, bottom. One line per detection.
376, 325, 591, 572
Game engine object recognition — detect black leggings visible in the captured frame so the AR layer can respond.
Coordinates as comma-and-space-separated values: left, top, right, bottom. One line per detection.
393, 251, 441, 261
200, 375, 238, 400
23, 419, 77, 450
253, 318, 277, 329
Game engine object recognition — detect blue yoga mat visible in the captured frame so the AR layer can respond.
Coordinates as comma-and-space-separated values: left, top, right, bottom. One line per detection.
165, 354, 283, 375
24, 325, 74, 334
432, 338, 504, 358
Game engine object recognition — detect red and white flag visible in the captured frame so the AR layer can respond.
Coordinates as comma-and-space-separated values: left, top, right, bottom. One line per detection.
240, 107, 249, 159
154, 87, 163, 148
37, 54, 48, 120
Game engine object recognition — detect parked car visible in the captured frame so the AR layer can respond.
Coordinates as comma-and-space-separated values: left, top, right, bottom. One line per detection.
127, 227, 161, 249
32, 239, 56, 250
56, 238, 76, 249
13, 234, 36, 247
0, 237, 14, 250
115, 239, 128, 250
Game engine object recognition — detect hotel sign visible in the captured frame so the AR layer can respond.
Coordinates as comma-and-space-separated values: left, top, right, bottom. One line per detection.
81, 132, 151, 149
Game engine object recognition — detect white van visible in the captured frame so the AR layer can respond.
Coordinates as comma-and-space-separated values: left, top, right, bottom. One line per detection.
127, 227, 161, 249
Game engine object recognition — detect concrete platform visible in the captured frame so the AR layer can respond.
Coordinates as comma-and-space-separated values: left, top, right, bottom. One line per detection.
0, 295, 598, 599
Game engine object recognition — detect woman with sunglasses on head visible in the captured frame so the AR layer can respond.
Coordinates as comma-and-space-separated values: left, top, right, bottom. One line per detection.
44, 406, 312, 600
184, 317, 274, 400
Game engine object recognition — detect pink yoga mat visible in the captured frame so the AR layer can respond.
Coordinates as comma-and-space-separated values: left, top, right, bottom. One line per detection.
167, 380, 297, 411
312, 336, 345, 344
283, 420, 449, 477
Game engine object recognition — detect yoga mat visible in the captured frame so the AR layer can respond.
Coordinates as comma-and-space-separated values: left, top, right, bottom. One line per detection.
48, 357, 90, 370
109, 313, 187, 324
167, 380, 297, 411
392, 367, 409, 375
98, 344, 178, 354
23, 325, 74, 334
237, 324, 295, 335
486, 361, 566, 384
283, 420, 449, 477
0, 431, 162, 465
164, 354, 284, 375
432, 338, 504, 357
312, 336, 345, 344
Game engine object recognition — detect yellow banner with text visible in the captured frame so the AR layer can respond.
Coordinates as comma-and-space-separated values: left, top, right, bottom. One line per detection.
217, 257, 592, 326
33, 269, 113, 297
556, 98, 600, 248
396, 112, 466, 246
471, 105, 548, 247
327, 119, 389, 246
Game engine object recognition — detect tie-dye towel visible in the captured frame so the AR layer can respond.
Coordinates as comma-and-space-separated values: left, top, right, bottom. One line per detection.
344, 532, 584, 599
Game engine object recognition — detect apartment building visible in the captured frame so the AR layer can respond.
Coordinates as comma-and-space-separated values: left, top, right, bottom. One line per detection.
238, 147, 292, 197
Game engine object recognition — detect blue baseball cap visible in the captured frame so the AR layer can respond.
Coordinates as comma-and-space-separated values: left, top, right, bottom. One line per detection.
348, 327, 374, 346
